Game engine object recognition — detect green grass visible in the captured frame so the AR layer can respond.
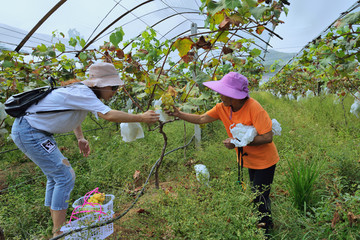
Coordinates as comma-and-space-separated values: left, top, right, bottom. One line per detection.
0, 92, 359, 239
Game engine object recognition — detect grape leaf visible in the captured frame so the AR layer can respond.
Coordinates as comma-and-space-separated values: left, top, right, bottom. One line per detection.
215, 31, 229, 43
173, 37, 194, 57
195, 36, 212, 50
69, 38, 77, 47
2, 60, 14, 68
55, 43, 65, 52
250, 48, 261, 57
256, 25, 265, 35
110, 27, 124, 47
207, 0, 242, 15
38, 44, 47, 52
195, 72, 211, 86
242, 0, 257, 8
250, 6, 270, 20
79, 52, 87, 61
337, 12, 360, 28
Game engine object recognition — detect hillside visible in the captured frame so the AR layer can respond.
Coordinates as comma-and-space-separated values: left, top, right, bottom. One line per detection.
263, 49, 297, 68
261, 49, 297, 84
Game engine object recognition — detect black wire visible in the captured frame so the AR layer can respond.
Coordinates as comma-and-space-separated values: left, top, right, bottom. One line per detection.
0, 26, 54, 45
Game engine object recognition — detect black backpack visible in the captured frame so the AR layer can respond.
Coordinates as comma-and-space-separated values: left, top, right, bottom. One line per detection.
4, 77, 77, 118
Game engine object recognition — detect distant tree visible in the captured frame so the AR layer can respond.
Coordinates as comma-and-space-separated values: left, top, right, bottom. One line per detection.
68, 28, 82, 39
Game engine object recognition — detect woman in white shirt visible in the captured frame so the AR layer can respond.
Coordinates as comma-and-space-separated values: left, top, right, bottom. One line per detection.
11, 62, 159, 237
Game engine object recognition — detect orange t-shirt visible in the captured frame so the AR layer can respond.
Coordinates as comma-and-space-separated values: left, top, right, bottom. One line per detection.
206, 98, 279, 169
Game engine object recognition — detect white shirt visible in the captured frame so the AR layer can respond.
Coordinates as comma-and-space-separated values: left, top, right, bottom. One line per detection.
25, 84, 111, 134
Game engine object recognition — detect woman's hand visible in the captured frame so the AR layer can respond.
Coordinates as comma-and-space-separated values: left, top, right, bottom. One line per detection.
78, 138, 90, 157
165, 106, 180, 117
141, 110, 160, 124
223, 138, 235, 149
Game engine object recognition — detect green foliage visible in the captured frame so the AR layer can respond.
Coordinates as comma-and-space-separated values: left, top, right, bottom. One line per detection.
286, 159, 321, 212
154, 176, 263, 240
265, 10, 360, 97
308, 179, 360, 239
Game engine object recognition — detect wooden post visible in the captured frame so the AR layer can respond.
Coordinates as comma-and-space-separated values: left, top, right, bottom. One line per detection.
194, 124, 201, 148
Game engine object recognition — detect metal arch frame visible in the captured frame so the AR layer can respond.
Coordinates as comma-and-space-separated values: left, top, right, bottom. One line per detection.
79, 0, 155, 54
12, 0, 275, 58
121, 11, 201, 50
159, 0, 194, 23
14, 0, 67, 52
11, 0, 205, 56
109, 8, 202, 41
158, 19, 200, 42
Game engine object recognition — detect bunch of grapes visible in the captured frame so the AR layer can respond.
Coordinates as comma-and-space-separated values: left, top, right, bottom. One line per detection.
87, 193, 105, 204
161, 92, 174, 111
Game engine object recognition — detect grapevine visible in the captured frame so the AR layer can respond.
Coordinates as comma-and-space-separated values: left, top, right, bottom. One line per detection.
0, 0, 289, 190
264, 10, 360, 98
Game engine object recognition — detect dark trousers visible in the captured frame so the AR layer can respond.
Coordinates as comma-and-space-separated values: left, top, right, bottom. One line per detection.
248, 164, 276, 229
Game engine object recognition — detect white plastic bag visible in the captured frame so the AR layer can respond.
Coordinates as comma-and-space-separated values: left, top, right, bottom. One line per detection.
229, 123, 257, 147
0, 103, 8, 137
153, 99, 172, 122
194, 164, 210, 187
271, 119, 282, 136
287, 94, 295, 101
306, 90, 314, 98
350, 92, 360, 118
120, 110, 144, 142
229, 119, 281, 147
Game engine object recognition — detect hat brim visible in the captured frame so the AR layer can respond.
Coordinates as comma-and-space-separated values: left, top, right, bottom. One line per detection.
203, 81, 249, 99
82, 74, 124, 87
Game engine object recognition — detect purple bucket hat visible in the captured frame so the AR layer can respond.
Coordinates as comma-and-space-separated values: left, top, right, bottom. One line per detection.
203, 72, 249, 99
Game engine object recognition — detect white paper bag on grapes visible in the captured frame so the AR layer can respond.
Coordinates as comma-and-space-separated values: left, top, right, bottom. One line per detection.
153, 99, 172, 122
120, 109, 145, 142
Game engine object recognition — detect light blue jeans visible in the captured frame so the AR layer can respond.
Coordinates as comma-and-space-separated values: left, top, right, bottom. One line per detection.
11, 117, 75, 210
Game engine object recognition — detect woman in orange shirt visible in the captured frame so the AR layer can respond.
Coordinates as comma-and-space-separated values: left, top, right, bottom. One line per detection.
167, 72, 279, 235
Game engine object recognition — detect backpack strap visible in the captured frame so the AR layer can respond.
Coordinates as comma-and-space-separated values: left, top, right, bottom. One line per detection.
48, 76, 56, 89
25, 81, 84, 115
25, 109, 74, 115
237, 147, 247, 190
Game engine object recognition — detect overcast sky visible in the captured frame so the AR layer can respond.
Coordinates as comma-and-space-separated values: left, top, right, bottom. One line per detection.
268, 0, 358, 53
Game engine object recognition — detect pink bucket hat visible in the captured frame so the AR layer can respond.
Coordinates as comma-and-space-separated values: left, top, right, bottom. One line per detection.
203, 72, 249, 99
82, 62, 124, 87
